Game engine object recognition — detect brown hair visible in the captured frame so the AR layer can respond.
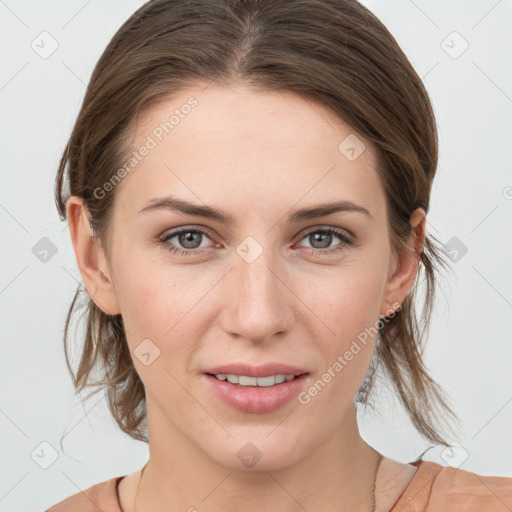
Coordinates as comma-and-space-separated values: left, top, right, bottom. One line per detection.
55, 0, 460, 447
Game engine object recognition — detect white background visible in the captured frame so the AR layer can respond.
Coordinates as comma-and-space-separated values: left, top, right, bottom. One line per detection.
1, 1, 511, 510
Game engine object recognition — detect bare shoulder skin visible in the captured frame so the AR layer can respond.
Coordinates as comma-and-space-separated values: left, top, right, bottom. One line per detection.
117, 468, 143, 512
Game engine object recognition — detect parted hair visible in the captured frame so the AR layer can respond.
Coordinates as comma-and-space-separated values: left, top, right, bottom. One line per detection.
55, 0, 460, 447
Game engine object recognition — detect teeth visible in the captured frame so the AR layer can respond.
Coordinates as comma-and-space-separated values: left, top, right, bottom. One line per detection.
214, 374, 299, 386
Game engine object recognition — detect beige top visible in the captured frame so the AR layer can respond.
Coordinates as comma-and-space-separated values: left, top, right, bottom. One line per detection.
45, 460, 512, 511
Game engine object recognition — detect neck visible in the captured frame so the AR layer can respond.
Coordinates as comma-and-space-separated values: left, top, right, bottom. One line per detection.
134, 398, 382, 512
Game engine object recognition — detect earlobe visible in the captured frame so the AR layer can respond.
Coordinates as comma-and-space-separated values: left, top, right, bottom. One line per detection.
379, 208, 426, 318
66, 196, 121, 316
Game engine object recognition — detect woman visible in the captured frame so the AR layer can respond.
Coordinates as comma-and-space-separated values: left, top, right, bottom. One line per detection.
46, 0, 512, 511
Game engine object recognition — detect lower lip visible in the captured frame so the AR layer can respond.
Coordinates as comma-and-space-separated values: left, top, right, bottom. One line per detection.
204, 373, 309, 413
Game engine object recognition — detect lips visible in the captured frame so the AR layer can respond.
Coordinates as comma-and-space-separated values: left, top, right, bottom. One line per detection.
204, 363, 309, 378
204, 372, 310, 413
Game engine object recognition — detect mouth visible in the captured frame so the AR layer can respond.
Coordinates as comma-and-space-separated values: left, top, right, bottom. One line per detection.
206, 372, 307, 387
203, 372, 310, 414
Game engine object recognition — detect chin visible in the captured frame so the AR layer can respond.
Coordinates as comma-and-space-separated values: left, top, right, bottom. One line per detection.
202, 428, 312, 472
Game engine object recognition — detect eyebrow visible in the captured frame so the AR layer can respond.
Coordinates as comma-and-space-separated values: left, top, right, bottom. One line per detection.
138, 196, 372, 224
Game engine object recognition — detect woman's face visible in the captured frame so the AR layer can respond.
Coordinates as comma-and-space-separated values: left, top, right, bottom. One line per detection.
75, 83, 420, 470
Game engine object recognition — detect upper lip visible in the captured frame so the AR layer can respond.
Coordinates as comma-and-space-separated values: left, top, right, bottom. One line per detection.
204, 363, 309, 378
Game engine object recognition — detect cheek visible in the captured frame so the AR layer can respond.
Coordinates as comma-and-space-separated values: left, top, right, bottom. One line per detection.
301, 260, 386, 392
307, 278, 382, 405
109, 256, 170, 362
312, 266, 386, 338
112, 254, 212, 362
112, 243, 184, 324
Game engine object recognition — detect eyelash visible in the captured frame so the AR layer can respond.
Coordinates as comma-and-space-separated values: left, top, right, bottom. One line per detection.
158, 226, 353, 257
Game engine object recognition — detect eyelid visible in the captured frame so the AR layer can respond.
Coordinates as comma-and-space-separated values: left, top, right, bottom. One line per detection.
298, 224, 354, 240
160, 224, 353, 244
159, 224, 355, 258
160, 224, 217, 241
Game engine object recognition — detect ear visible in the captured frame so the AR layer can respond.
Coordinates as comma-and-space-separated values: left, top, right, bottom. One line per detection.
66, 196, 121, 316
379, 207, 426, 318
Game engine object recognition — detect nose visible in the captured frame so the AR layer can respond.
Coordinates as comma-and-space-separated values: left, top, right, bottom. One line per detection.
219, 247, 294, 343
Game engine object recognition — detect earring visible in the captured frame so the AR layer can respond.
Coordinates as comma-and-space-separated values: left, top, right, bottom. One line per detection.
380, 300, 400, 320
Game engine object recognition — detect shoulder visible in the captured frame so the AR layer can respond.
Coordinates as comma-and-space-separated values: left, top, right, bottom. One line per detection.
391, 460, 512, 512
44, 475, 124, 512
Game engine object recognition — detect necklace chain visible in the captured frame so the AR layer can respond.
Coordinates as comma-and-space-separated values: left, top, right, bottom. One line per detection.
133, 451, 383, 512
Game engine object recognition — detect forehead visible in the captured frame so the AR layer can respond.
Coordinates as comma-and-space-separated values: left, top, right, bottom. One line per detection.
114, 84, 385, 222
